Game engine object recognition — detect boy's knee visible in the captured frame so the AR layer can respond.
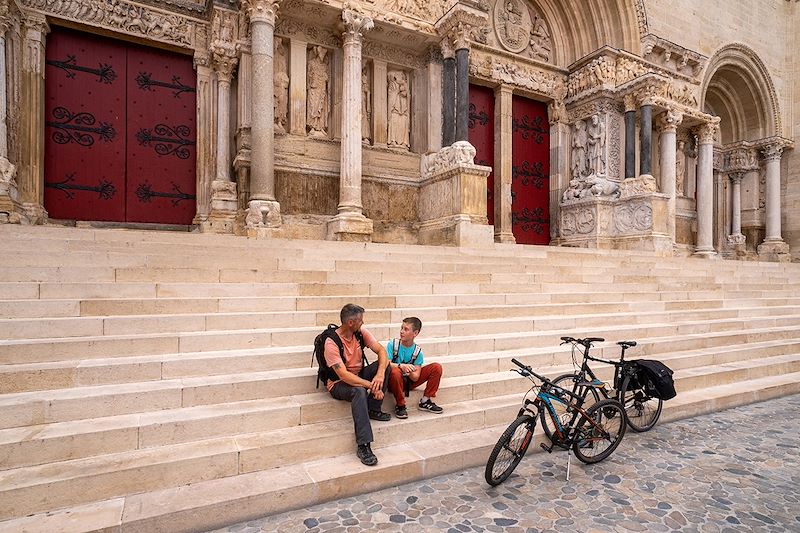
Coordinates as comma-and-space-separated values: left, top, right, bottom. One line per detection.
430, 362, 443, 375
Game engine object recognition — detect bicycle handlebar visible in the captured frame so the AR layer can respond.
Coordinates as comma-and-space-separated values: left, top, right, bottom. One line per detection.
560, 336, 605, 348
511, 357, 547, 383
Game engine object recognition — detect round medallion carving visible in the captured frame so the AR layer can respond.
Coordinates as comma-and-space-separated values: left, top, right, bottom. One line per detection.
493, 0, 532, 54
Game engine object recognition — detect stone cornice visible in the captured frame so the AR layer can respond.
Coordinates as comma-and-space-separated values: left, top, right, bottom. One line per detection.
640, 33, 707, 78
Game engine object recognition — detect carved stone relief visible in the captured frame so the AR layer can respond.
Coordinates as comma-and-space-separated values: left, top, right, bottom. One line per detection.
567, 56, 615, 99
274, 37, 289, 134
387, 69, 410, 149
615, 202, 653, 233
19, 0, 201, 49
676, 139, 686, 196
587, 114, 606, 176
561, 208, 596, 236
493, 0, 531, 53
362, 64, 372, 143
469, 49, 561, 98
306, 45, 330, 138
276, 17, 339, 48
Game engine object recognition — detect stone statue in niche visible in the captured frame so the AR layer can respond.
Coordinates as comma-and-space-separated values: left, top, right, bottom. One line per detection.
528, 15, 552, 62
362, 66, 371, 144
306, 46, 330, 138
676, 139, 686, 196
387, 69, 410, 149
571, 119, 588, 180
274, 37, 290, 135
587, 114, 606, 176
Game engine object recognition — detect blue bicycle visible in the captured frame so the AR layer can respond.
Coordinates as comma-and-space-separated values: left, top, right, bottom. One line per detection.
485, 358, 627, 486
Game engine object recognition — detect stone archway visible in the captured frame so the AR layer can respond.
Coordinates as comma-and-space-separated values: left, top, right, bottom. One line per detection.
699, 43, 789, 259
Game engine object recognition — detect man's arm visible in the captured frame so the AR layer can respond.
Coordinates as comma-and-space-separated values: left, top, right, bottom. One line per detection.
331, 361, 372, 388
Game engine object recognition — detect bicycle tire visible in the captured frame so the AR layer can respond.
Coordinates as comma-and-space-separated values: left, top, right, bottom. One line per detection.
539, 373, 600, 444
572, 398, 626, 464
619, 376, 663, 432
485, 414, 536, 486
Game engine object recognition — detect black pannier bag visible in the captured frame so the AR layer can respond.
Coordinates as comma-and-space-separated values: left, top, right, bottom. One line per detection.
632, 359, 677, 401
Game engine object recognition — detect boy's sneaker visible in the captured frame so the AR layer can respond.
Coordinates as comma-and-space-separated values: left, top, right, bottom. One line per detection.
357, 443, 378, 466
368, 409, 391, 421
418, 399, 443, 414
395, 405, 408, 419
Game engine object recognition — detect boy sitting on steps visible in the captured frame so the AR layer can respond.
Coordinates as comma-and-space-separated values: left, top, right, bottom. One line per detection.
386, 317, 443, 418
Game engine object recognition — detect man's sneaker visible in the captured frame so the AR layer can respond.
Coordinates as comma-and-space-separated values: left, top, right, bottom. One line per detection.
418, 399, 443, 413
357, 443, 378, 466
368, 409, 391, 421
395, 405, 408, 419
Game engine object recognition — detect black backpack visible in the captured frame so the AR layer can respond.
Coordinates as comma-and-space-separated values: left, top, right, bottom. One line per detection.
312, 324, 367, 389
390, 338, 422, 397
632, 359, 676, 401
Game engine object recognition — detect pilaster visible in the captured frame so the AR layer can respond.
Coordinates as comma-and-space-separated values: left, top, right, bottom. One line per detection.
493, 85, 514, 243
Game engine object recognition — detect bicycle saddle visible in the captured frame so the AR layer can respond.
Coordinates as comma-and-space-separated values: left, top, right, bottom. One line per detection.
617, 340, 637, 348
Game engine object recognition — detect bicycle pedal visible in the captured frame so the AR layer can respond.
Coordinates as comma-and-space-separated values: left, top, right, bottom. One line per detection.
539, 442, 553, 453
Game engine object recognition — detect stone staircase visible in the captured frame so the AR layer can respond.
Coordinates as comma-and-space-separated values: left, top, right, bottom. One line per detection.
0, 224, 799, 532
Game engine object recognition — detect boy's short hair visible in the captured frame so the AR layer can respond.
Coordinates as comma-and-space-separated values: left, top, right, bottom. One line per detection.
340, 303, 365, 324
403, 316, 422, 333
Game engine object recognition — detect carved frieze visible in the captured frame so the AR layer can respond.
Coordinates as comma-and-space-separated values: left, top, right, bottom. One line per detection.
363, 41, 425, 69
19, 0, 202, 49
567, 56, 616, 99
275, 17, 339, 47
469, 47, 562, 99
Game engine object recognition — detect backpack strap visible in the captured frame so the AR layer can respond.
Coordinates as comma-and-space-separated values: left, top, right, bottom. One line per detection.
391, 338, 400, 364
409, 344, 422, 366
324, 327, 346, 385
355, 330, 368, 367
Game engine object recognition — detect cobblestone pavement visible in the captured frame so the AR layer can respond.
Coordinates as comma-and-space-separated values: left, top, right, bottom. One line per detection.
209, 395, 800, 533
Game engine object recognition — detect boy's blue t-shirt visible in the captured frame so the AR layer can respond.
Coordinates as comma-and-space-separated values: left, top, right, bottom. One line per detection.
385, 339, 425, 366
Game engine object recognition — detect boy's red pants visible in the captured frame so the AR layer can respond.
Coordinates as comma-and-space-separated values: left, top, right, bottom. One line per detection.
388, 362, 442, 407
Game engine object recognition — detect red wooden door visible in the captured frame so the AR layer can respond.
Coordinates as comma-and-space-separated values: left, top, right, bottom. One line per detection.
44, 30, 126, 221
44, 28, 196, 224
467, 85, 495, 225
511, 96, 550, 244
126, 45, 196, 224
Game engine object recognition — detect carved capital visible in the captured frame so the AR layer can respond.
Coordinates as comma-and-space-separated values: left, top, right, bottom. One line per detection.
434, 3, 488, 52
440, 36, 455, 60
636, 84, 659, 106
656, 109, 682, 133
245, 0, 281, 26
761, 143, 784, 162
341, 8, 373, 45
623, 94, 637, 113
695, 121, 719, 145
212, 50, 238, 83
728, 172, 744, 185
0, 1, 12, 34
22, 11, 49, 36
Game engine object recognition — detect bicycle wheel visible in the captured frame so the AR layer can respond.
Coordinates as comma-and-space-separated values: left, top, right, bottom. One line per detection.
485, 414, 536, 486
572, 399, 626, 464
619, 376, 663, 432
539, 374, 599, 444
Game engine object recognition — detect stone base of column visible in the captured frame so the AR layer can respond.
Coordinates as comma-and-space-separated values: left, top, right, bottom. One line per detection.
244, 199, 282, 234
198, 180, 238, 234
692, 247, 719, 259
494, 230, 516, 244
0, 157, 26, 224
757, 239, 791, 262
419, 215, 494, 248
325, 212, 374, 242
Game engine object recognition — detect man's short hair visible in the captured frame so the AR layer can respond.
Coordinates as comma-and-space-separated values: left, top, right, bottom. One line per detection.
403, 316, 422, 333
340, 303, 365, 324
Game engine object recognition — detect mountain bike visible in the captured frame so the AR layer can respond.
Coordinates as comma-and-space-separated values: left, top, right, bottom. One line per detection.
485, 358, 626, 486
540, 336, 663, 439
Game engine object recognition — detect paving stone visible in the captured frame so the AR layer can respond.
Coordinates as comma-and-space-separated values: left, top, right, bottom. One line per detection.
208, 395, 800, 532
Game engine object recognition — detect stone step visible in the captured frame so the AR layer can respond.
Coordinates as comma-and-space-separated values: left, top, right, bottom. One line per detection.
2, 324, 798, 430
1, 370, 797, 533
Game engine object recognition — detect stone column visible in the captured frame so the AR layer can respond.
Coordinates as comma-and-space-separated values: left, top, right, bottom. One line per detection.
623, 94, 636, 179
441, 39, 455, 147
326, 8, 373, 241
757, 141, 791, 260
207, 49, 238, 231
193, 54, 215, 226
493, 85, 514, 243
657, 109, 682, 243
727, 172, 744, 243
0, 10, 19, 222
17, 13, 48, 223
639, 100, 653, 177
426, 47, 442, 154
693, 122, 718, 257
454, 43, 469, 143
245, 0, 281, 228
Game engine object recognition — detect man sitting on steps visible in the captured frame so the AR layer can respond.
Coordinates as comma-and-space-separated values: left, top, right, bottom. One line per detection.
324, 304, 391, 466
386, 316, 444, 419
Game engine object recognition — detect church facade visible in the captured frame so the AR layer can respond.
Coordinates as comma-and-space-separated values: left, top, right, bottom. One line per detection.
0, 0, 797, 261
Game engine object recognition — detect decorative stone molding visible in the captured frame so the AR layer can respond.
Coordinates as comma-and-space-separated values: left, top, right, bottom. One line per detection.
561, 206, 596, 236
19, 0, 202, 49
615, 201, 653, 233
363, 40, 425, 69
640, 33, 706, 77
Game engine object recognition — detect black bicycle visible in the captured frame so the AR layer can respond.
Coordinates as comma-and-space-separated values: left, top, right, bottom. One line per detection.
485, 358, 626, 486
540, 337, 663, 438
